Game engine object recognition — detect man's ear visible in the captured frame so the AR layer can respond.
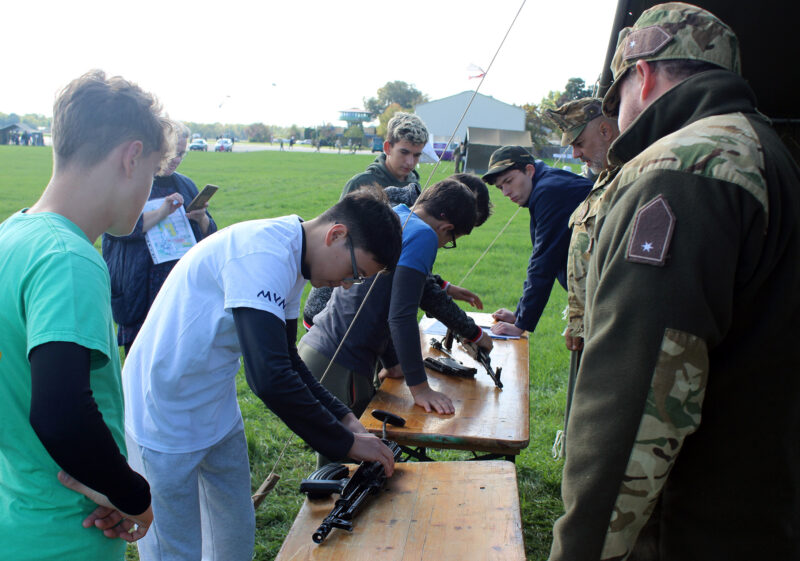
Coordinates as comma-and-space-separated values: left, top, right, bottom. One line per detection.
324, 222, 348, 246
636, 60, 658, 104
382, 140, 393, 155
436, 221, 455, 235
121, 140, 144, 179
524, 163, 536, 177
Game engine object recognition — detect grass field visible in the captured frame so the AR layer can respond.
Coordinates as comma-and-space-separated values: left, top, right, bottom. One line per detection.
0, 145, 570, 560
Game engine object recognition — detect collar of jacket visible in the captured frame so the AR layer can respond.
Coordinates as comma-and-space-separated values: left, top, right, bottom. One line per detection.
608, 69, 759, 167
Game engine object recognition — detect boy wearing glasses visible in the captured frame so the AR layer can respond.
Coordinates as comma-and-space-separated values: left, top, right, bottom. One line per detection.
121, 189, 402, 561
299, 178, 485, 422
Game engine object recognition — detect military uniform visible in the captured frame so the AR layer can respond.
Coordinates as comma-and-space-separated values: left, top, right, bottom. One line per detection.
547, 98, 620, 457
551, 4, 800, 560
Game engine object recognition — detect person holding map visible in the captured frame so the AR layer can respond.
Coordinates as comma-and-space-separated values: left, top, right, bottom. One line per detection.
102, 122, 217, 353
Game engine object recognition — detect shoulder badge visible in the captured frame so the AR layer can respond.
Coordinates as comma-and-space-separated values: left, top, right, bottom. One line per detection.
626, 195, 675, 266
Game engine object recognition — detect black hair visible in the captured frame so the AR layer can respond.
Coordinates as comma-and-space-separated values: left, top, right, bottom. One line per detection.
451, 173, 492, 227
416, 179, 477, 236
320, 187, 402, 270
651, 59, 722, 81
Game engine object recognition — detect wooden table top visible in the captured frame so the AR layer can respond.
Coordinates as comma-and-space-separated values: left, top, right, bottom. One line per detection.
359, 313, 530, 455
274, 460, 525, 561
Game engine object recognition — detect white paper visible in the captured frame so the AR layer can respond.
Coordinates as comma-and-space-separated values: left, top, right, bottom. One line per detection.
143, 198, 197, 264
419, 316, 520, 340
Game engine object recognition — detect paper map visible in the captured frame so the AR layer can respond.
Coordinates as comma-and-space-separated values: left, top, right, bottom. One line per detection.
143, 198, 197, 264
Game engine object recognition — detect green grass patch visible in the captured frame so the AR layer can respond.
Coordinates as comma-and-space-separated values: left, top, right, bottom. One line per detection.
1, 146, 569, 561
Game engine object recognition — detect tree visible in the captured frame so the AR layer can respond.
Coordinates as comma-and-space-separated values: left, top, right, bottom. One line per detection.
559, 78, 594, 105
376, 103, 404, 138
522, 103, 553, 151
245, 123, 271, 142
364, 81, 428, 118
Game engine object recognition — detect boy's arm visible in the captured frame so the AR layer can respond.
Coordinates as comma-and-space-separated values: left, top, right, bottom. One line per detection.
420, 276, 482, 342
389, 266, 455, 414
284, 317, 352, 421
232, 307, 354, 460
28, 342, 150, 516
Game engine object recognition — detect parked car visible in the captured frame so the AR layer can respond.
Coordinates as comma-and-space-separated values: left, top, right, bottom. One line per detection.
189, 138, 208, 151
214, 138, 233, 152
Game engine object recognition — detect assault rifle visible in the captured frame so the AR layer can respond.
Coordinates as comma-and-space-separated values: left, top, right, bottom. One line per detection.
442, 328, 503, 389
300, 410, 405, 544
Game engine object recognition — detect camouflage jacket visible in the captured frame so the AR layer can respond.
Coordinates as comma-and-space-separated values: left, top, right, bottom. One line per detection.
551, 70, 800, 560
566, 166, 619, 338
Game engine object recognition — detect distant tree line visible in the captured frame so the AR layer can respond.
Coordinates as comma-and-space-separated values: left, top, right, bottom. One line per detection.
0, 113, 51, 130
2, 77, 594, 150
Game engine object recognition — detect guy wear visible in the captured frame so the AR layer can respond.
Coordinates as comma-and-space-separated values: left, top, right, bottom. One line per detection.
550, 70, 800, 561
300, 204, 439, 412
0, 212, 146, 560
515, 162, 592, 333
124, 215, 354, 560
102, 171, 217, 347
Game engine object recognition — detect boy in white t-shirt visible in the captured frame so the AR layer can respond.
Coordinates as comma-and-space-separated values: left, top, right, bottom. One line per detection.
122, 188, 402, 561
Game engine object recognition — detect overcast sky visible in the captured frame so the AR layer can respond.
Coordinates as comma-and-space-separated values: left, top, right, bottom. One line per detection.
3, 0, 618, 127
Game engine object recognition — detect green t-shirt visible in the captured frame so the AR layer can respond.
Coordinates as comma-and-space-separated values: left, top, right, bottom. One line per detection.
0, 211, 125, 560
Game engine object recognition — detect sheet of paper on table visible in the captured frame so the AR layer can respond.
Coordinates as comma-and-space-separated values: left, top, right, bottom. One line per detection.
419, 316, 520, 340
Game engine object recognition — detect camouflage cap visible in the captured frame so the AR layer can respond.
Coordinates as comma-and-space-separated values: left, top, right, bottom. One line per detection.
482, 146, 535, 184
546, 98, 603, 147
603, 2, 741, 117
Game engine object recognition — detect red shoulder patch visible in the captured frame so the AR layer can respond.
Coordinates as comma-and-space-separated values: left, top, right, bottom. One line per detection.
626, 195, 675, 266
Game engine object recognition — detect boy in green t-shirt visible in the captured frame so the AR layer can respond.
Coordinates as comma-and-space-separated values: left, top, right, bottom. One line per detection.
0, 70, 172, 560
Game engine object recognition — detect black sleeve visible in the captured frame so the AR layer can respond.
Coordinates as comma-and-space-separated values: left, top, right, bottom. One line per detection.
233, 307, 354, 460
388, 265, 428, 386
284, 318, 352, 420
28, 342, 150, 516
419, 275, 481, 341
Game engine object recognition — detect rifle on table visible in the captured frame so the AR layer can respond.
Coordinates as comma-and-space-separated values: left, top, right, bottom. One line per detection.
300, 409, 405, 544
442, 328, 503, 389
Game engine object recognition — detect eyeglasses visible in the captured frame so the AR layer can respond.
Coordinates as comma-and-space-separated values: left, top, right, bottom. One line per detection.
442, 232, 457, 250
341, 236, 366, 285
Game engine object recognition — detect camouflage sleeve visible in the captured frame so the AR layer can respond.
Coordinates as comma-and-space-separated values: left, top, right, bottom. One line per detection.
419, 276, 481, 341
550, 170, 764, 560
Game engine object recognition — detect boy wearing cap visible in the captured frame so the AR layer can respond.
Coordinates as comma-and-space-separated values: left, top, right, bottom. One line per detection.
483, 146, 592, 337
546, 98, 620, 458
550, 3, 800, 560
0, 70, 172, 559
123, 189, 402, 561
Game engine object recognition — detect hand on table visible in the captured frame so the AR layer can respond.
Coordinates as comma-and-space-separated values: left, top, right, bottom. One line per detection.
491, 308, 516, 324
409, 382, 455, 415
491, 321, 524, 337
57, 471, 152, 542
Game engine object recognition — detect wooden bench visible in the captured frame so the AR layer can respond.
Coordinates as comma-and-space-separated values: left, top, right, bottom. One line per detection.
275, 460, 525, 560
360, 313, 529, 461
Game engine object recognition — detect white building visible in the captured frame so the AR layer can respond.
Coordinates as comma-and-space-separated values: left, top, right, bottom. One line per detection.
415, 91, 525, 145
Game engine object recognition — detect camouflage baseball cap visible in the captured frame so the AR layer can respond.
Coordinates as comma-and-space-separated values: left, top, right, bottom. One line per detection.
482, 146, 535, 184
603, 2, 741, 117
546, 98, 603, 146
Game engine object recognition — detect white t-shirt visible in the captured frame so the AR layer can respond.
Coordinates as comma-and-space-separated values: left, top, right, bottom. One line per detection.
123, 216, 306, 453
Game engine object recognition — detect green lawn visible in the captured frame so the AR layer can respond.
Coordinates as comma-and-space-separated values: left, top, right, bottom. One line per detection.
0, 145, 570, 560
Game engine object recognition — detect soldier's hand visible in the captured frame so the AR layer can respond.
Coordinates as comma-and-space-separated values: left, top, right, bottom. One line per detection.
564, 329, 584, 351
